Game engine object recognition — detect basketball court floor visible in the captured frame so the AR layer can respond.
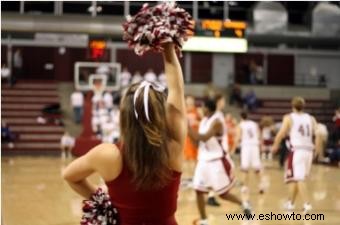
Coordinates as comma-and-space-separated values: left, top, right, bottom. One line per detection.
2, 155, 339, 225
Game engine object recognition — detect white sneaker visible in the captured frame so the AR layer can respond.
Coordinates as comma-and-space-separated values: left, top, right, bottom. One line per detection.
284, 201, 295, 211
196, 219, 208, 225
303, 203, 312, 214
242, 203, 252, 220
258, 182, 266, 194
241, 185, 249, 194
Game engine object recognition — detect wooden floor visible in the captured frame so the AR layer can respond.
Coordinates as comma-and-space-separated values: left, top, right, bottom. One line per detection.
2, 156, 339, 225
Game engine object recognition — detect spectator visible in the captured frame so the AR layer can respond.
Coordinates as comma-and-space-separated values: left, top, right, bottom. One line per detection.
92, 99, 109, 137
120, 67, 131, 88
243, 90, 258, 111
318, 74, 327, 87
1, 121, 16, 148
329, 140, 340, 167
203, 82, 217, 100
131, 71, 143, 84
240, 59, 250, 84
315, 123, 329, 162
101, 116, 115, 144
13, 49, 22, 84
144, 68, 157, 82
91, 113, 101, 136
158, 70, 167, 87
70, 91, 84, 124
255, 64, 264, 84
333, 107, 340, 140
273, 122, 289, 168
260, 116, 275, 160
103, 91, 113, 112
36, 115, 64, 126
92, 92, 103, 108
1, 64, 11, 86
225, 113, 237, 152
42, 103, 62, 115
60, 132, 75, 160
249, 60, 264, 85
215, 94, 226, 113
249, 60, 257, 84
229, 83, 243, 107
110, 95, 121, 143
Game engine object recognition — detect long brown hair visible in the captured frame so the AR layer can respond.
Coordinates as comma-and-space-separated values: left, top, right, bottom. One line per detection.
120, 82, 172, 190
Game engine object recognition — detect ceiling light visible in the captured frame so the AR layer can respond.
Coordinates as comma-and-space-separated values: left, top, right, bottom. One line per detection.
229, 1, 238, 6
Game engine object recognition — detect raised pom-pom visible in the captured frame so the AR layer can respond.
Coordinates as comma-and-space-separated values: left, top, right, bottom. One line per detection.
122, 2, 194, 57
81, 188, 119, 225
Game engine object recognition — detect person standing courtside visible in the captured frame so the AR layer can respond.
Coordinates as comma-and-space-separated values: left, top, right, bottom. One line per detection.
12, 49, 23, 86
60, 132, 75, 160
272, 97, 322, 213
70, 90, 84, 124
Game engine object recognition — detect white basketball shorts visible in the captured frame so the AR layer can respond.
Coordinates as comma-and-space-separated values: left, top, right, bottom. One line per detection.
240, 146, 262, 172
193, 154, 236, 195
285, 149, 313, 183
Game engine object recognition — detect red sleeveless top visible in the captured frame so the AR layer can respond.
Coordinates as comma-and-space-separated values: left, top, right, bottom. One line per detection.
106, 151, 181, 225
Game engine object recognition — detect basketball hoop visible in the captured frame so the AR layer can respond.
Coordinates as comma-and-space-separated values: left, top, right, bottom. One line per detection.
74, 62, 121, 92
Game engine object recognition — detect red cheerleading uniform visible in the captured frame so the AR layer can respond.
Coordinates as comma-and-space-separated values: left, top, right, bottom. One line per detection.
106, 153, 181, 225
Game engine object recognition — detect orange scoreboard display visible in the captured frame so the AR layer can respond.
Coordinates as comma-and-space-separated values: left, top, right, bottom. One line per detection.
194, 19, 247, 38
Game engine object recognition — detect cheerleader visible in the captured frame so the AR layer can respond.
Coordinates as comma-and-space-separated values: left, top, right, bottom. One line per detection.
63, 3, 192, 225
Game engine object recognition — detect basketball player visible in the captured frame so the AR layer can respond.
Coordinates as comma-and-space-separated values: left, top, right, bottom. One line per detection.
63, 43, 187, 225
233, 111, 264, 194
188, 99, 251, 225
206, 94, 228, 207
183, 96, 200, 180
272, 97, 322, 213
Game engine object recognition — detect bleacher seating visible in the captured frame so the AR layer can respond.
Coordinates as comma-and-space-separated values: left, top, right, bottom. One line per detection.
1, 81, 63, 154
249, 99, 334, 126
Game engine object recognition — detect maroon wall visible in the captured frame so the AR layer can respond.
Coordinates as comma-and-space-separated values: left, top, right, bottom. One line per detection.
1, 46, 8, 65
18, 46, 55, 80
1, 45, 110, 81
116, 49, 185, 75
191, 53, 212, 83
234, 53, 264, 84
267, 54, 294, 85
54, 48, 89, 81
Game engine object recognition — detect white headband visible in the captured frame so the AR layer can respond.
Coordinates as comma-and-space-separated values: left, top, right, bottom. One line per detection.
133, 81, 166, 122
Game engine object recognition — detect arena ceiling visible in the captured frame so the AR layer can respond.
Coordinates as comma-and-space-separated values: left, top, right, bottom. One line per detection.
2, 1, 340, 27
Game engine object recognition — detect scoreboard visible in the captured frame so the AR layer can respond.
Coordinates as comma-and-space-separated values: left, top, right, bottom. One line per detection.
195, 20, 247, 38
183, 19, 248, 53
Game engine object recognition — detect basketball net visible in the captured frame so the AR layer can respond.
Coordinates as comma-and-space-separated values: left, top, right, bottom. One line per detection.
92, 79, 105, 96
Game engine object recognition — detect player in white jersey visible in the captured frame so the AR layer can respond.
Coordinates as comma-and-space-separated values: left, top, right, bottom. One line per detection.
188, 99, 251, 225
205, 94, 228, 207
272, 97, 321, 213
233, 111, 265, 194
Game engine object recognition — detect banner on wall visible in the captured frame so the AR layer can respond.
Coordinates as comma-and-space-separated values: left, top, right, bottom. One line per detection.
35, 33, 88, 45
